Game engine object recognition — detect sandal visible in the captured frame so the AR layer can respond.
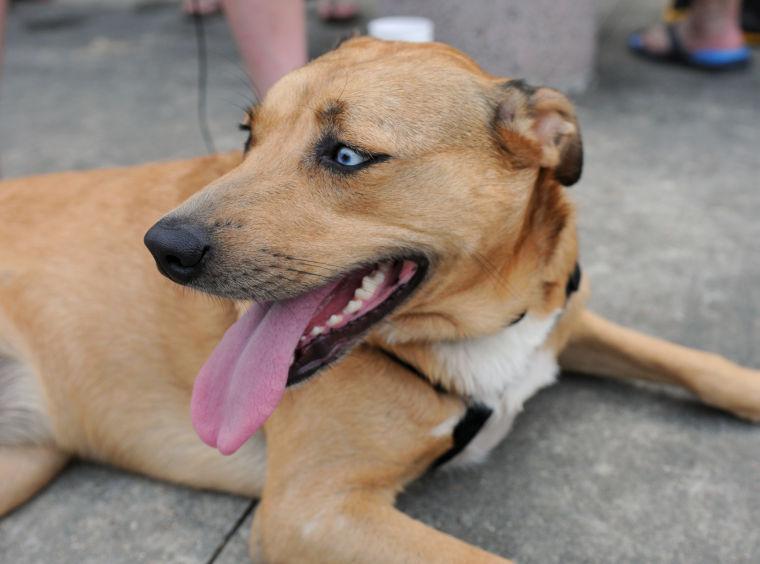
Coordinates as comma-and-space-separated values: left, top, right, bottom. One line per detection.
628, 23, 751, 71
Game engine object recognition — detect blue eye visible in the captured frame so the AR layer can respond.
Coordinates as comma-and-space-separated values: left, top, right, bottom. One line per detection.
318, 139, 389, 173
334, 146, 368, 167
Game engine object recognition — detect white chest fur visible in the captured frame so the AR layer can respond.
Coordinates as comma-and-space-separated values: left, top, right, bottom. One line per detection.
432, 311, 561, 465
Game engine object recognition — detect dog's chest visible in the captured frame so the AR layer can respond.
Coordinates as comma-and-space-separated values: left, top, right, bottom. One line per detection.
432, 311, 560, 465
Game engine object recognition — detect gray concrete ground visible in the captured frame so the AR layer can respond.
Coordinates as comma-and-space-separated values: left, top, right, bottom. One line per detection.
1, 1, 759, 562
374, 0, 596, 92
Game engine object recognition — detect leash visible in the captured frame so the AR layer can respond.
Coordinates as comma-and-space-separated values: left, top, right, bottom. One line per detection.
375, 262, 582, 468
191, 1, 216, 154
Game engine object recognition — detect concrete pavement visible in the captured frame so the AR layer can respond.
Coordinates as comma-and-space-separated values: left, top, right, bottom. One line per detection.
1, 1, 759, 562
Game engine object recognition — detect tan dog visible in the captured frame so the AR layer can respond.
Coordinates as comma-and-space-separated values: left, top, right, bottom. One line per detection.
1, 38, 759, 562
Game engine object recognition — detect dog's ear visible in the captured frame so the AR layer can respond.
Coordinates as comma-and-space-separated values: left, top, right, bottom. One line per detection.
494, 80, 583, 187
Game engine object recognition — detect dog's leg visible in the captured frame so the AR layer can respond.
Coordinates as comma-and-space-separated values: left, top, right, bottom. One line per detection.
0, 444, 68, 516
251, 347, 512, 564
253, 490, 510, 564
559, 308, 760, 421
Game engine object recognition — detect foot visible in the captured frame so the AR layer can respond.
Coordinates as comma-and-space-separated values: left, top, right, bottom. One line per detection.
183, 0, 222, 17
317, 0, 360, 22
629, 18, 750, 70
636, 18, 744, 55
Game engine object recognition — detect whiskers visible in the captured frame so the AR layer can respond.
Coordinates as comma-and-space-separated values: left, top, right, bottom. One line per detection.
234, 250, 345, 301
283, 267, 333, 280
264, 250, 342, 278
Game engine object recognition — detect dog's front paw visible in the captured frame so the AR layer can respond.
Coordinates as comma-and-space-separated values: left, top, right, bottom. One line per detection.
697, 361, 760, 422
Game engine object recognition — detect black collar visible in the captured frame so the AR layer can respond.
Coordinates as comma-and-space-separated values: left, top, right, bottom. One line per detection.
375, 262, 581, 468
508, 261, 581, 327
566, 262, 582, 297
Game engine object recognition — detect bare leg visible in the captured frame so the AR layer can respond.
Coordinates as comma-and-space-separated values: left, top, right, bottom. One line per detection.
0, 0, 6, 80
560, 309, 760, 421
317, 0, 360, 22
0, 445, 68, 516
222, 0, 307, 97
0, 0, 6, 175
183, 0, 222, 16
639, 0, 744, 52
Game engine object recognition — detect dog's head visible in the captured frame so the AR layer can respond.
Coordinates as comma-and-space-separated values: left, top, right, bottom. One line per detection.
145, 38, 582, 454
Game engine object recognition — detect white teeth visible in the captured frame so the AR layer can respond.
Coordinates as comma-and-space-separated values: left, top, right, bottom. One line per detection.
355, 288, 373, 301
357, 270, 385, 301
327, 314, 343, 327
361, 277, 378, 293
310, 326, 325, 337
370, 270, 386, 284
344, 299, 363, 314
300, 336, 307, 343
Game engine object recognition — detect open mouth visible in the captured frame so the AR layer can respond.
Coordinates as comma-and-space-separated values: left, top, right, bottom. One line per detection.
289, 256, 428, 385
190, 254, 428, 455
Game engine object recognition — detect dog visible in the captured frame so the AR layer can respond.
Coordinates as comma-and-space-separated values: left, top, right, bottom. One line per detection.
1, 37, 758, 562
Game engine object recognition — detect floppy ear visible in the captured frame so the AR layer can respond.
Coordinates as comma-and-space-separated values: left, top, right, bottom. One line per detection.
494, 80, 583, 187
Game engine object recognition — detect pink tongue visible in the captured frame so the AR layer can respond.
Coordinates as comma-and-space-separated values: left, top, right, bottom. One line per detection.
191, 282, 337, 455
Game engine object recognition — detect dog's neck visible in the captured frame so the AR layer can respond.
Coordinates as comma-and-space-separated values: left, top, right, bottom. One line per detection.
367, 263, 580, 467
372, 263, 581, 405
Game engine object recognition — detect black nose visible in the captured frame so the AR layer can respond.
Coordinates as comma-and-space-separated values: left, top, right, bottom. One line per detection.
144, 221, 210, 284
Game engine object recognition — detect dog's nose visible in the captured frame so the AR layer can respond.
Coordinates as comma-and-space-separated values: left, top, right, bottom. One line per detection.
144, 221, 210, 284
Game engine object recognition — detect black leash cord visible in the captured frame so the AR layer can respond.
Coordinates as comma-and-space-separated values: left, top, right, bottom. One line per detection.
192, 1, 216, 154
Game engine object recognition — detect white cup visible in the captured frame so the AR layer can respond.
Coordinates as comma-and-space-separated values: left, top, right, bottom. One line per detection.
367, 17, 434, 43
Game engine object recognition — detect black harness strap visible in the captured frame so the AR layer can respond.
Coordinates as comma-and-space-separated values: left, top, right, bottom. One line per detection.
376, 262, 581, 468
431, 403, 493, 468
508, 311, 526, 327
375, 346, 446, 394
375, 346, 493, 467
